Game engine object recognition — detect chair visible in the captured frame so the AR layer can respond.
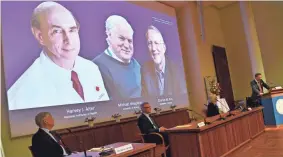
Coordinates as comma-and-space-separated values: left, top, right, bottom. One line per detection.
246, 97, 260, 108
137, 126, 169, 157
28, 146, 35, 157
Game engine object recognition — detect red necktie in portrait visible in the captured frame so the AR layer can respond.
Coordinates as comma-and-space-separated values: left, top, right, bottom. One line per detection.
71, 71, 85, 100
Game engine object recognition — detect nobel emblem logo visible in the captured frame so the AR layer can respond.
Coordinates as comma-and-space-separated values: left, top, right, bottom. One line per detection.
276, 99, 283, 115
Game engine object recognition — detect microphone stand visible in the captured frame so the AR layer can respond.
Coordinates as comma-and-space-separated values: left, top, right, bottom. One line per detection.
66, 129, 92, 157
187, 109, 211, 125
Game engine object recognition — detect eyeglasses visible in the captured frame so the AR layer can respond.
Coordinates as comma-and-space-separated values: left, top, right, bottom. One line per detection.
143, 106, 151, 108
147, 41, 164, 47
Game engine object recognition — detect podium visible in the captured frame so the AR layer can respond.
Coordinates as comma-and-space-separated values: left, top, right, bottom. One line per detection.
261, 88, 283, 126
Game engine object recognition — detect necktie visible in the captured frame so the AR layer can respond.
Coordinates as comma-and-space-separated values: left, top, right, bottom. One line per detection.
50, 131, 68, 155
157, 71, 165, 95
149, 116, 158, 129
71, 71, 85, 100
57, 139, 64, 147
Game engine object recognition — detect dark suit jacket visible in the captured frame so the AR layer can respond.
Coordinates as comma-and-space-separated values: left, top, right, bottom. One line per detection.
141, 57, 186, 97
137, 113, 170, 147
250, 79, 270, 99
31, 128, 71, 157
206, 102, 220, 117
137, 113, 159, 134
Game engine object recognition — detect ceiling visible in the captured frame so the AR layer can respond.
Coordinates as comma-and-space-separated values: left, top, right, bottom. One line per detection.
159, 1, 237, 10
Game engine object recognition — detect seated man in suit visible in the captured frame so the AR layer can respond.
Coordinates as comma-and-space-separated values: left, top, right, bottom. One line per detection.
137, 102, 169, 146
141, 25, 187, 98
32, 112, 71, 157
250, 73, 270, 106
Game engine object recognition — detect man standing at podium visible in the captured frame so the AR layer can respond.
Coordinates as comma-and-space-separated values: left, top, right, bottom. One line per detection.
250, 73, 270, 105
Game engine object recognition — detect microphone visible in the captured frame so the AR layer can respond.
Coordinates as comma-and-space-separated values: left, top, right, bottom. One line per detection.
234, 102, 250, 112
98, 147, 114, 156
187, 109, 211, 125
216, 99, 235, 118
234, 105, 242, 110
66, 128, 92, 157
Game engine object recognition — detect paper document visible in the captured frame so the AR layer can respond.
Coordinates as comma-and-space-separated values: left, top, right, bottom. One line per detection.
88, 147, 113, 152
88, 147, 103, 152
176, 124, 191, 128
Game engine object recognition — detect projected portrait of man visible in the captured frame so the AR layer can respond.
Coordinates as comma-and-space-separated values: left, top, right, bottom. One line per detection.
93, 15, 141, 100
8, 1, 109, 110
141, 25, 187, 97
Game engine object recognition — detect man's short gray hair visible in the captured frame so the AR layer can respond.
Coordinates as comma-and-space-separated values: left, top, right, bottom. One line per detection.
31, 1, 79, 29
145, 25, 163, 40
140, 102, 149, 109
105, 15, 133, 35
35, 112, 51, 128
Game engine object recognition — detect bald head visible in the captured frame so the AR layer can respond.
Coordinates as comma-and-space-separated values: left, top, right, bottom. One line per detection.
105, 15, 134, 63
31, 2, 79, 30
31, 2, 81, 69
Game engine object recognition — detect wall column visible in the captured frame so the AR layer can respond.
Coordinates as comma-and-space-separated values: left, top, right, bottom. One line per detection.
239, 1, 266, 80
176, 2, 207, 116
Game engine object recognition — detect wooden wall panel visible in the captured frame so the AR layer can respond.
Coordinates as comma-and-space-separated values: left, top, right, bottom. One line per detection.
154, 110, 190, 128
93, 127, 110, 147
121, 121, 141, 142
206, 126, 229, 157
225, 122, 237, 151
198, 132, 211, 157
169, 133, 200, 157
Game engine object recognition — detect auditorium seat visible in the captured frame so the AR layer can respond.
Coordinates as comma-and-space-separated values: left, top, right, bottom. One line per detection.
28, 146, 35, 157
246, 97, 260, 107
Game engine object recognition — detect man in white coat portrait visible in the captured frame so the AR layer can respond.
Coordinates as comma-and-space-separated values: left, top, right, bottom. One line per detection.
8, 1, 109, 110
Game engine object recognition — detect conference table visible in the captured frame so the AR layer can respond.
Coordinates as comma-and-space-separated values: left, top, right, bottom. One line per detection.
166, 107, 265, 157
67, 142, 156, 157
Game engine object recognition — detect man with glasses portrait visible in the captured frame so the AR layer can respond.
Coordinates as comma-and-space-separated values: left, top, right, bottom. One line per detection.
141, 25, 186, 97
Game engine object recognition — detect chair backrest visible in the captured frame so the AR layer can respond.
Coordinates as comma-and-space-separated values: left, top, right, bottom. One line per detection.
28, 146, 35, 157
246, 97, 259, 107
136, 124, 145, 143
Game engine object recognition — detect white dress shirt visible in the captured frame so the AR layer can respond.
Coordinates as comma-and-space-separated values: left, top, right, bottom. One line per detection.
8, 51, 109, 110
40, 128, 67, 156
143, 113, 158, 129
